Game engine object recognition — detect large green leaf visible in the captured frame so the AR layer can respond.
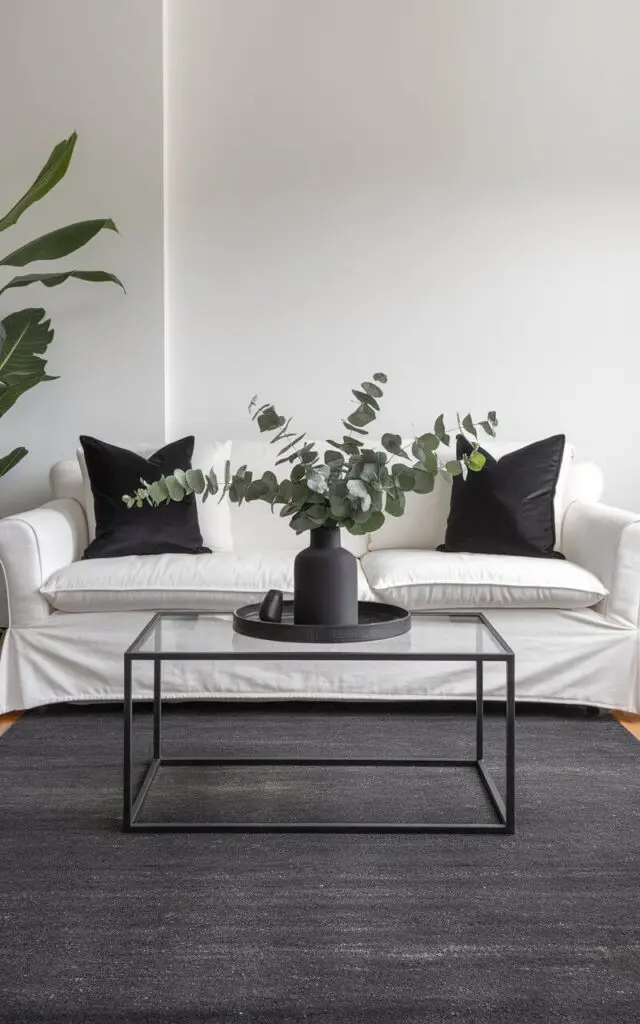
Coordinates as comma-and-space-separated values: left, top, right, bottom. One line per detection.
0, 219, 118, 267
0, 371, 56, 418
0, 446, 28, 478
0, 269, 124, 296
0, 133, 77, 232
0, 309, 55, 418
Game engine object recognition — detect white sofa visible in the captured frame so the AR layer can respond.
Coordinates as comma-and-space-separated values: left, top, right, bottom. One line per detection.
1, 439, 639, 714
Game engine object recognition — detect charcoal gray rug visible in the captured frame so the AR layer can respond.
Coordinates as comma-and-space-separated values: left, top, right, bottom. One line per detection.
1, 702, 638, 1024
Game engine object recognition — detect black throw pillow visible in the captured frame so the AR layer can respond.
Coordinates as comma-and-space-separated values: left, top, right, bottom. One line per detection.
438, 434, 566, 559
80, 435, 210, 559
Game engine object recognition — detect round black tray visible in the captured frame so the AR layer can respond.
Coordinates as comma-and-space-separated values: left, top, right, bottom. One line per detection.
233, 600, 411, 644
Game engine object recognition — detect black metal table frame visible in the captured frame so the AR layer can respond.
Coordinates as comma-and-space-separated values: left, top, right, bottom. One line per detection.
123, 611, 515, 834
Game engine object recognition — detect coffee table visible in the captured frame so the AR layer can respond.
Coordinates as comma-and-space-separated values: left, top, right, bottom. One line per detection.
123, 611, 515, 834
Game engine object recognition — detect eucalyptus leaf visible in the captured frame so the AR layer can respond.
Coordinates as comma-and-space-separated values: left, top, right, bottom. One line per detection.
277, 432, 306, 458
381, 433, 404, 456
330, 494, 351, 518
467, 450, 486, 472
361, 381, 383, 399
261, 470, 278, 492
394, 468, 415, 491
290, 512, 320, 533
445, 460, 463, 477
350, 508, 385, 535
461, 413, 477, 438
385, 490, 405, 517
417, 432, 439, 450
257, 406, 285, 433
324, 450, 344, 467
352, 389, 380, 411
413, 469, 435, 494
359, 463, 379, 483
372, 372, 387, 384
342, 437, 363, 456
185, 469, 205, 493
434, 415, 450, 445
342, 419, 369, 436
412, 442, 437, 474
245, 479, 271, 501
147, 480, 168, 505
305, 504, 329, 524
275, 479, 293, 503
165, 476, 185, 501
292, 481, 311, 504
251, 401, 270, 422
347, 404, 375, 428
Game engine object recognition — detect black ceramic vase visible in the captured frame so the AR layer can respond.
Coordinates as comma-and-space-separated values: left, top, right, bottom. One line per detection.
293, 526, 358, 626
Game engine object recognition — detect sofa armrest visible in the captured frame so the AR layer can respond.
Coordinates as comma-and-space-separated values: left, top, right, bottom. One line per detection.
0, 498, 88, 627
562, 501, 640, 626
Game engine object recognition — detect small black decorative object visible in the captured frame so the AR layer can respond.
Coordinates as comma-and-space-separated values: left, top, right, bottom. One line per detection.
293, 526, 358, 626
259, 589, 284, 623
234, 600, 410, 644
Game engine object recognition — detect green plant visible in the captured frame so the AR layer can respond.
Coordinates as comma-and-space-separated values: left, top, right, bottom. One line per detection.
0, 132, 123, 479
127, 374, 498, 537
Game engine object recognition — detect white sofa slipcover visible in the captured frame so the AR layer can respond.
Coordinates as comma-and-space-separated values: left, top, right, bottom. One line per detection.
1, 440, 639, 714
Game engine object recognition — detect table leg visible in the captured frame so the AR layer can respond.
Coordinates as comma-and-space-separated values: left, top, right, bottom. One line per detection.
506, 656, 516, 834
153, 659, 162, 759
123, 655, 133, 830
476, 660, 484, 760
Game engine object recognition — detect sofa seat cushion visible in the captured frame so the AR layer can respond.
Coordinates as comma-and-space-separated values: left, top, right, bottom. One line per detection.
41, 551, 375, 613
361, 549, 607, 611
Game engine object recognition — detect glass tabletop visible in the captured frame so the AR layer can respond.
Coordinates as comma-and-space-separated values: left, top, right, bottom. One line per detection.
128, 612, 512, 660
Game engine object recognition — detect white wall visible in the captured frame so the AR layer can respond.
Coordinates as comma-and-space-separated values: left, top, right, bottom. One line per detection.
1, 0, 165, 521
3, 0, 640, 606
166, 0, 640, 511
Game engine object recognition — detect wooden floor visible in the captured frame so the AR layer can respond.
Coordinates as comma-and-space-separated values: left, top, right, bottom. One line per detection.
612, 711, 640, 740
1, 710, 639, 739
0, 711, 21, 737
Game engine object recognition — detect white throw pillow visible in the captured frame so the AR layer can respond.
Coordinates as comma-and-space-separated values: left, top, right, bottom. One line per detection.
77, 438, 233, 552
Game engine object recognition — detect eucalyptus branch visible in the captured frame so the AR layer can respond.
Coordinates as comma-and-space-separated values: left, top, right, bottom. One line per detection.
124, 375, 498, 537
